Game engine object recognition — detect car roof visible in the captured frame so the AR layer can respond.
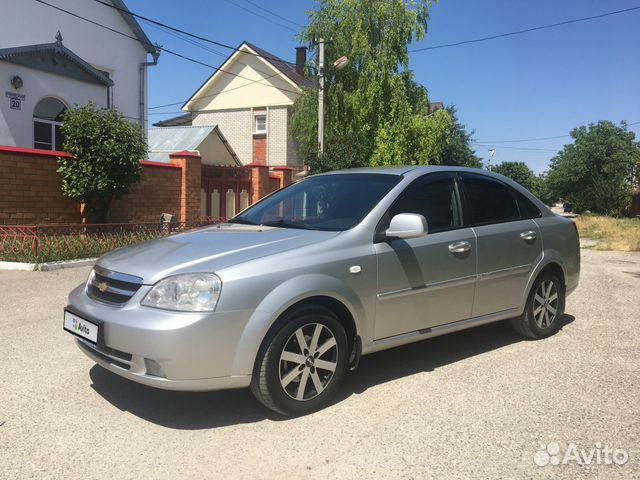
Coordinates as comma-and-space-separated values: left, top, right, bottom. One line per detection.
316, 165, 496, 177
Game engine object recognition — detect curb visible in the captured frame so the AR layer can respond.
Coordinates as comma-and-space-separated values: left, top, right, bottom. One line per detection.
0, 258, 97, 272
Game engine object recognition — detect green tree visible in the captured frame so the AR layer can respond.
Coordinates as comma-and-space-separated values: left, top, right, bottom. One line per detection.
493, 161, 540, 194
58, 103, 147, 223
545, 121, 639, 215
437, 105, 483, 168
291, 0, 440, 172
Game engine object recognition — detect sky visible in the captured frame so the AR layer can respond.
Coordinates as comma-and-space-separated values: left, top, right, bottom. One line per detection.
127, 0, 640, 174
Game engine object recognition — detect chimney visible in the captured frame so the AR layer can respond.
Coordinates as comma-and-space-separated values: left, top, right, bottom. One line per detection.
295, 46, 307, 77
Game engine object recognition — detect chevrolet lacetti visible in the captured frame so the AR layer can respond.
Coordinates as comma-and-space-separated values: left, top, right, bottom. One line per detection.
64, 166, 580, 416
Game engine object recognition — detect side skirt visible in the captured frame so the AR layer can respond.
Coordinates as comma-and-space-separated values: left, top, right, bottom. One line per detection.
363, 308, 520, 356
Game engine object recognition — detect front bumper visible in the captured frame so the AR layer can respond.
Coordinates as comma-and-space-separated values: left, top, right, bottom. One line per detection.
67, 284, 254, 391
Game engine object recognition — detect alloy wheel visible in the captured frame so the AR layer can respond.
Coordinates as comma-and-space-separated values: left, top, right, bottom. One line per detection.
279, 323, 338, 401
533, 280, 559, 329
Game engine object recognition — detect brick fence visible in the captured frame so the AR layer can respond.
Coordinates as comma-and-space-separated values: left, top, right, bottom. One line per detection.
0, 145, 292, 225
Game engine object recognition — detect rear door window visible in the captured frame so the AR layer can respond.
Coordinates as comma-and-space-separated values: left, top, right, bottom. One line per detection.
459, 173, 520, 225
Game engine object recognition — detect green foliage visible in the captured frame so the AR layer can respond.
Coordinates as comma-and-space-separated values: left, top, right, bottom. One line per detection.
493, 161, 540, 194
292, 0, 449, 171
545, 121, 639, 215
534, 172, 557, 206
438, 106, 483, 168
57, 103, 147, 223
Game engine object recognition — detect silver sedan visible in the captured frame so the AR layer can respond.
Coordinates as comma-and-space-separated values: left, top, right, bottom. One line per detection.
64, 166, 580, 416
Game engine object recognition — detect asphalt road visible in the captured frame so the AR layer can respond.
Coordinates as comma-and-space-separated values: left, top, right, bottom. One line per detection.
1, 249, 639, 479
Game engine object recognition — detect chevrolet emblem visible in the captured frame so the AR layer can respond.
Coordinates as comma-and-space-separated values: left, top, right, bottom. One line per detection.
97, 282, 109, 293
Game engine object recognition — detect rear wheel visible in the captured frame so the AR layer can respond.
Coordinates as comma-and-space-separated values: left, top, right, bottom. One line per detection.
511, 271, 565, 339
250, 306, 348, 416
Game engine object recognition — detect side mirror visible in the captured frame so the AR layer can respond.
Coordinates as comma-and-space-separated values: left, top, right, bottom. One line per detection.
385, 213, 428, 240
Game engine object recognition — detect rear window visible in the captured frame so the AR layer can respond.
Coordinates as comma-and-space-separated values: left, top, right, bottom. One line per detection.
460, 173, 520, 225
513, 189, 542, 219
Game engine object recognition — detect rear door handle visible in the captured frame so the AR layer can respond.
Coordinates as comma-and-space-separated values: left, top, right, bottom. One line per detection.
520, 230, 537, 241
448, 241, 471, 253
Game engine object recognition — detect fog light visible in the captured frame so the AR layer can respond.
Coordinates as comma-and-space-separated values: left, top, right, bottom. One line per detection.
144, 358, 166, 378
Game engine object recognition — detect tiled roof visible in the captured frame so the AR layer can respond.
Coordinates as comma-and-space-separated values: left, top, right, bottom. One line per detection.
244, 41, 314, 88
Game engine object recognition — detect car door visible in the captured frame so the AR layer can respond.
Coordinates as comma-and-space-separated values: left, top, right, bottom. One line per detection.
374, 173, 477, 340
458, 172, 543, 318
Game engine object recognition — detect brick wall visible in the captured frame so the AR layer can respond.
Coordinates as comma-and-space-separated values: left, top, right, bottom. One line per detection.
253, 135, 267, 163
268, 106, 288, 167
0, 146, 80, 224
0, 146, 284, 226
193, 109, 253, 164
111, 162, 182, 223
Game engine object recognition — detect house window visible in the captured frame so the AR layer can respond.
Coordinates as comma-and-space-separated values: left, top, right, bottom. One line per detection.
33, 97, 67, 150
96, 69, 112, 108
254, 114, 267, 134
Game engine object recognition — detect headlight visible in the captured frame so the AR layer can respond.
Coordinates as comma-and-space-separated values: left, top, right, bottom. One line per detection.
141, 273, 222, 312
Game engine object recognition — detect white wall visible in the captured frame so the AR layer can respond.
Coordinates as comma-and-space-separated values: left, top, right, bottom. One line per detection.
193, 109, 253, 164
188, 50, 298, 112
0, 0, 151, 140
198, 131, 239, 167
0, 62, 107, 147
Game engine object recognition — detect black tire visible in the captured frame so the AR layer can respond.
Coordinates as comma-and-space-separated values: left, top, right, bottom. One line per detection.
511, 271, 565, 339
250, 305, 348, 416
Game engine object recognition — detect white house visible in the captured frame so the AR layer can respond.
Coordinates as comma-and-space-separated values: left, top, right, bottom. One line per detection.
175, 41, 312, 170
0, 0, 158, 151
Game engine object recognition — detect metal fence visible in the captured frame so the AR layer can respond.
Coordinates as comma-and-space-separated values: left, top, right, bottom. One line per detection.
0, 218, 226, 264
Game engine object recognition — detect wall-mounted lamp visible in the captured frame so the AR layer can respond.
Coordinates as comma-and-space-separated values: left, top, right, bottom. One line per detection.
10, 75, 23, 89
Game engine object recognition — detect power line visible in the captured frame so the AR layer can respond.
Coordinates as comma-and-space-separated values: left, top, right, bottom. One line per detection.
242, 0, 304, 27
91, 0, 296, 65
476, 120, 640, 144
35, 0, 301, 98
221, 0, 298, 32
472, 143, 558, 153
139, 19, 293, 110
410, 5, 640, 52
476, 134, 571, 143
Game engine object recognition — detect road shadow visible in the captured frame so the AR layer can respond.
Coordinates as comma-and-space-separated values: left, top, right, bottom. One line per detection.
89, 314, 574, 429
623, 271, 640, 278
89, 366, 276, 429
337, 314, 575, 401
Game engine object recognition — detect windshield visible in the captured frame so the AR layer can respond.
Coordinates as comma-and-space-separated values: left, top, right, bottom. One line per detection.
230, 173, 401, 231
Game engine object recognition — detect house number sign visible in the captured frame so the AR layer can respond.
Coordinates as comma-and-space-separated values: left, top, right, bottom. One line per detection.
5, 92, 26, 111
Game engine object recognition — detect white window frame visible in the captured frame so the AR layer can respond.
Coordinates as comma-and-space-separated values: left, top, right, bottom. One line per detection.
254, 113, 267, 134
33, 119, 63, 150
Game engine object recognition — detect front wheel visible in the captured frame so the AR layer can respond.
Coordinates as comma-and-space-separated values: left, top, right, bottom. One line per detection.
250, 306, 348, 416
511, 271, 565, 339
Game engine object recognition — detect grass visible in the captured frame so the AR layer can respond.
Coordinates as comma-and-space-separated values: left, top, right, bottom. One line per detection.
574, 215, 640, 251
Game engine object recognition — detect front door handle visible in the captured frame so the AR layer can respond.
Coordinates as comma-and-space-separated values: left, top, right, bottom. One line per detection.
448, 241, 471, 253
520, 230, 537, 241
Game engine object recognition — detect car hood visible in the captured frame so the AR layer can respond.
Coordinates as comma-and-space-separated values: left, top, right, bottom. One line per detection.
97, 223, 340, 284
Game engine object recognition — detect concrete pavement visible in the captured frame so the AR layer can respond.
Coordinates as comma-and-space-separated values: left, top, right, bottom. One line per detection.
1, 249, 639, 479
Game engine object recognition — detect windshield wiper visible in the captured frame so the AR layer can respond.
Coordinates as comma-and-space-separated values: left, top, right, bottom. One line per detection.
260, 220, 315, 230
227, 217, 259, 226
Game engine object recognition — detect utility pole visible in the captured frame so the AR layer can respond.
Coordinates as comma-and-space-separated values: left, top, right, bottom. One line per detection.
488, 148, 496, 172
317, 38, 325, 154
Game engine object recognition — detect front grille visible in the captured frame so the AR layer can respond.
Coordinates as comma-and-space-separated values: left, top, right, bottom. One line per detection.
87, 265, 143, 304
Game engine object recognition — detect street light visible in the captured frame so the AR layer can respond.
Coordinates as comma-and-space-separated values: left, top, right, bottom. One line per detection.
488, 148, 496, 171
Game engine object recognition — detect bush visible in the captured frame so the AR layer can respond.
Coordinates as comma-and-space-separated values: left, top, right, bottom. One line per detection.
58, 103, 147, 223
